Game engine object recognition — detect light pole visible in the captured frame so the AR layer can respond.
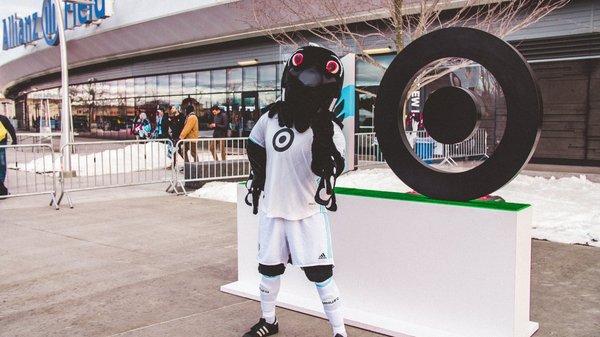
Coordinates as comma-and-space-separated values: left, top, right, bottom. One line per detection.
53, 0, 95, 173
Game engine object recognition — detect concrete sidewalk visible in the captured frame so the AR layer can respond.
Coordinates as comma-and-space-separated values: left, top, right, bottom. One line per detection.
1, 194, 598, 337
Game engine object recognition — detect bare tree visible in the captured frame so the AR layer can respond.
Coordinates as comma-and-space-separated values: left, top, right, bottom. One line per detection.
246, 0, 569, 95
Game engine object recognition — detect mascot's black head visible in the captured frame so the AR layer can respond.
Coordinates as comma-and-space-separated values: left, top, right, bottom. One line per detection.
280, 46, 344, 131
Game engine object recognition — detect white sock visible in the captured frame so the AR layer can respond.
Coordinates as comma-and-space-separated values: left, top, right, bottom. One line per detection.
316, 277, 347, 337
260, 275, 281, 324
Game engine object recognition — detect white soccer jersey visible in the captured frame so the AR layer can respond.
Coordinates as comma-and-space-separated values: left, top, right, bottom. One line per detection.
249, 113, 346, 220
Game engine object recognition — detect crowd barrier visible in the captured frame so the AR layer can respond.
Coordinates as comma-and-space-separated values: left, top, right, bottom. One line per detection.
173, 137, 250, 194
0, 143, 59, 209
3, 130, 488, 208
58, 139, 175, 208
355, 129, 489, 168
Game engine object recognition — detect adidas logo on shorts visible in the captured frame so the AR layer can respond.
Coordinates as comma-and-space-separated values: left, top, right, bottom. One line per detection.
318, 253, 327, 260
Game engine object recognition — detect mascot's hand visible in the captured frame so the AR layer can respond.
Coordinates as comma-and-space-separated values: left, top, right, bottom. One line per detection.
246, 139, 267, 215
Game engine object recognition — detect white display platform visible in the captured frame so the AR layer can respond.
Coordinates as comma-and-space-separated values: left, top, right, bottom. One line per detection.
222, 185, 539, 337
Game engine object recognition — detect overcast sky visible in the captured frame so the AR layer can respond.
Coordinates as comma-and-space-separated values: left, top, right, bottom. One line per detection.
1, 0, 41, 18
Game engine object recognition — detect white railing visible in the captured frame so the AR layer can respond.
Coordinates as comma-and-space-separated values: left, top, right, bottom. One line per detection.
354, 132, 385, 167
355, 129, 489, 168
58, 139, 175, 208
173, 137, 250, 194
0, 143, 59, 209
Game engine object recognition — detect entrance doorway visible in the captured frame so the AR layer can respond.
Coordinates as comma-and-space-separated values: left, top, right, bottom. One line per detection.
241, 92, 259, 137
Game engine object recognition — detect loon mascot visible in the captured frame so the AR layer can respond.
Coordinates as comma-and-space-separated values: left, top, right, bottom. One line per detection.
244, 45, 347, 337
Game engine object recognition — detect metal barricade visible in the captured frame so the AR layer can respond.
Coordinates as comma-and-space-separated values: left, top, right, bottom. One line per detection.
442, 129, 489, 164
58, 139, 175, 208
174, 137, 250, 195
0, 143, 59, 209
354, 129, 488, 168
354, 132, 386, 168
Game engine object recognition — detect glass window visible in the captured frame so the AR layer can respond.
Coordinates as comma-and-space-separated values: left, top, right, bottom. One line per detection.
170, 73, 183, 96
258, 91, 277, 110
227, 68, 242, 92
196, 94, 211, 111
109, 81, 118, 98
211, 69, 226, 93
135, 96, 146, 106
357, 93, 376, 132
258, 65, 277, 90
145, 76, 157, 97
211, 93, 226, 110
170, 95, 185, 106
125, 78, 134, 98
117, 79, 127, 99
227, 92, 241, 114
356, 54, 395, 87
98, 82, 108, 99
243, 67, 258, 91
157, 75, 169, 96
197, 71, 210, 94
134, 77, 145, 97
182, 72, 196, 94
81, 83, 94, 101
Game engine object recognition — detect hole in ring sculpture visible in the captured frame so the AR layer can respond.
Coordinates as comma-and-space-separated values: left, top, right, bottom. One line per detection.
375, 27, 542, 201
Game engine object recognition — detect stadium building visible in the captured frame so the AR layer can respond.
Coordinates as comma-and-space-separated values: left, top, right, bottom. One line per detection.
0, 0, 599, 164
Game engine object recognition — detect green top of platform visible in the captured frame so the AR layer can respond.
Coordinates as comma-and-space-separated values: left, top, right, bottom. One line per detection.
334, 187, 530, 212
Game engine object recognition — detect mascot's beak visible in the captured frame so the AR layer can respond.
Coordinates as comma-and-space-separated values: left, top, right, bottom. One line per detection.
297, 67, 324, 88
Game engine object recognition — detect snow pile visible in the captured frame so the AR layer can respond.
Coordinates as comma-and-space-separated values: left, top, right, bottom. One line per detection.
188, 181, 239, 203
188, 167, 600, 247
498, 174, 600, 247
13, 143, 247, 177
12, 142, 172, 176
337, 168, 410, 192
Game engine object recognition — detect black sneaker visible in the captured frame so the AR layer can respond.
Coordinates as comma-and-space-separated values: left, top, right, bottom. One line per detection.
242, 318, 279, 337
335, 335, 346, 337
0, 182, 8, 199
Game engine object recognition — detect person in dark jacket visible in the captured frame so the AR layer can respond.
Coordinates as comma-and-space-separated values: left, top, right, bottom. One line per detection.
155, 109, 170, 139
0, 114, 17, 196
209, 105, 228, 161
169, 105, 187, 168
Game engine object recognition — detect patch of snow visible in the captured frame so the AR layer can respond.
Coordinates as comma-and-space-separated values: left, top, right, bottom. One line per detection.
498, 174, 600, 247
337, 167, 410, 192
11, 142, 172, 176
188, 181, 239, 203
12, 143, 248, 177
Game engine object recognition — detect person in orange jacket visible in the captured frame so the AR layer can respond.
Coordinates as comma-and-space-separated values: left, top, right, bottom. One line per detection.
179, 104, 199, 162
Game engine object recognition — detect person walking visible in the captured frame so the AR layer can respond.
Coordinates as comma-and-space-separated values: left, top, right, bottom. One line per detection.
209, 105, 228, 161
0, 113, 17, 197
179, 104, 199, 163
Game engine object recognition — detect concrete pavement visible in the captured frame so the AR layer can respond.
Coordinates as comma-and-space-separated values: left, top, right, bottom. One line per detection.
0, 193, 599, 337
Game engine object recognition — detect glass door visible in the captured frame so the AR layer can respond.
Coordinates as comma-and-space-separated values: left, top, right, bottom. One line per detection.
241, 91, 259, 137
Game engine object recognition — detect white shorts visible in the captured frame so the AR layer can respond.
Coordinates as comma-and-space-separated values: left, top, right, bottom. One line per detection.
258, 211, 334, 267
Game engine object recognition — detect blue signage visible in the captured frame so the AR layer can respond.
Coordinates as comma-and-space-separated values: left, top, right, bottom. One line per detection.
2, 0, 112, 50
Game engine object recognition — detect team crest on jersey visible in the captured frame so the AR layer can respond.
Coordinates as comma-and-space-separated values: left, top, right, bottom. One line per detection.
272, 128, 294, 152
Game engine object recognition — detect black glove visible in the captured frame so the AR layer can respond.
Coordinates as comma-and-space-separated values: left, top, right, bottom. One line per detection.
245, 139, 267, 214
310, 108, 345, 211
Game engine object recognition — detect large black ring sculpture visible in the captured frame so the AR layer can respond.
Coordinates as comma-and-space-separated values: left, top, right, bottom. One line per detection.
375, 27, 542, 201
